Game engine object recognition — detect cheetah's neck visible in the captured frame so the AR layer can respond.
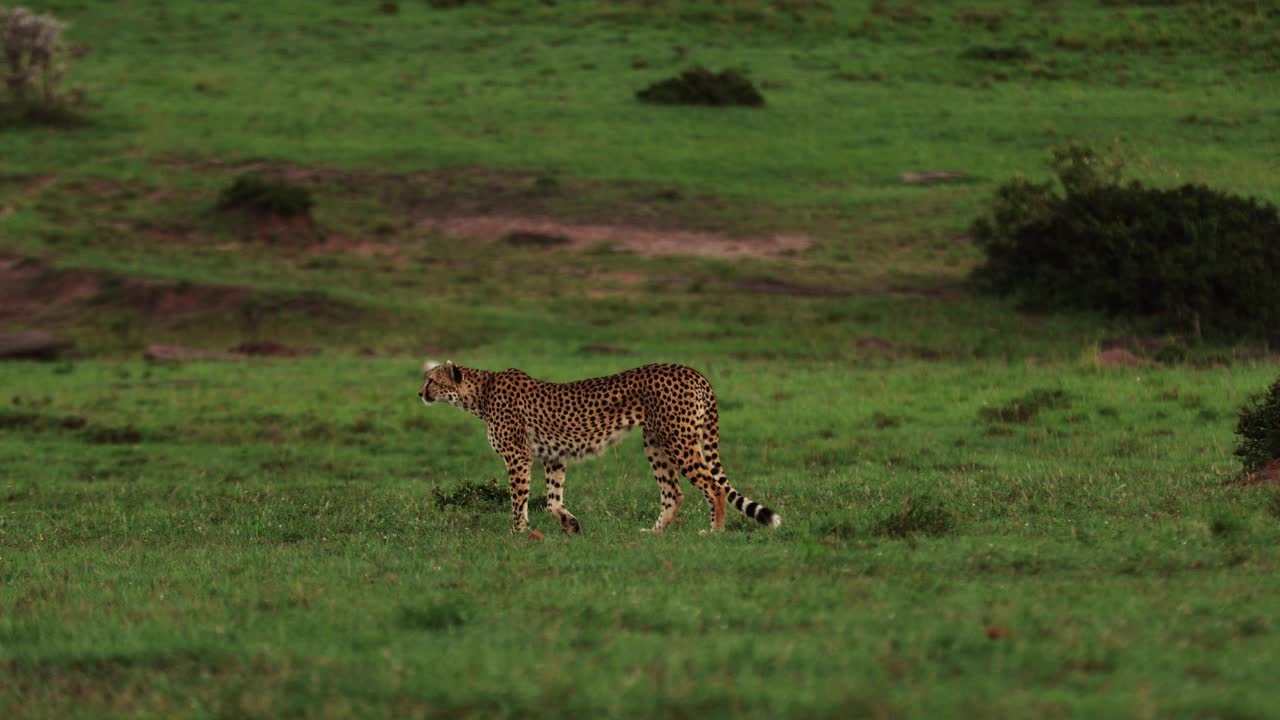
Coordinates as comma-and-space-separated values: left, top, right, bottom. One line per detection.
459, 368, 496, 420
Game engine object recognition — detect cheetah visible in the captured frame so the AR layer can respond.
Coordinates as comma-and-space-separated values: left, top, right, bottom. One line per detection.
418, 362, 781, 534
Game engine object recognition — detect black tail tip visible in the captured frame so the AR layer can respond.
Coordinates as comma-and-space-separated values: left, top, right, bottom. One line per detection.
757, 507, 781, 527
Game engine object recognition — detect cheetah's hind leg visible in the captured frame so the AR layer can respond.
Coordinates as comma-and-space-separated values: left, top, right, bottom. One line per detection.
542, 459, 580, 533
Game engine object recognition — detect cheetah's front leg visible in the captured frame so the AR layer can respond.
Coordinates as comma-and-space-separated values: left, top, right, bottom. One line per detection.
503, 454, 532, 533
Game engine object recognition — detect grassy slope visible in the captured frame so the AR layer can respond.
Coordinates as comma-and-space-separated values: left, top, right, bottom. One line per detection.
2, 0, 1275, 358
3, 1, 1280, 717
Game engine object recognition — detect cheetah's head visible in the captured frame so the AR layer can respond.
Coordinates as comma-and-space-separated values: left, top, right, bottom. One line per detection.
418, 361, 467, 407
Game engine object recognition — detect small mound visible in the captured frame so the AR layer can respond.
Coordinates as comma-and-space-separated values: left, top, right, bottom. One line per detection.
218, 173, 313, 217
504, 231, 570, 248
636, 67, 765, 107
230, 340, 308, 357
0, 331, 72, 360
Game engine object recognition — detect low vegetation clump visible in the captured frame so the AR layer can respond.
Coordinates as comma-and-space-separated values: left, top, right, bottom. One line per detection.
217, 173, 314, 217
980, 388, 1071, 424
871, 493, 954, 538
636, 67, 765, 107
431, 478, 507, 509
1235, 376, 1280, 474
972, 143, 1280, 341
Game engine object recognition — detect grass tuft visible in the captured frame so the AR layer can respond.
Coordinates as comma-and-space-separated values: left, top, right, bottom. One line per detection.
431, 478, 507, 509
871, 493, 955, 538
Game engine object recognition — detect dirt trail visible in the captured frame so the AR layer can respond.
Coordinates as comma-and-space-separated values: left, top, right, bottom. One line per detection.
418, 215, 811, 259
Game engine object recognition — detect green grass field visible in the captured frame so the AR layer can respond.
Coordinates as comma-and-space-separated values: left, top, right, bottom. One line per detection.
4, 1, 1280, 717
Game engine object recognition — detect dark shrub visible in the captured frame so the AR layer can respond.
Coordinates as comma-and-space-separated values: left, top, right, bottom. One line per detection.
218, 174, 313, 217
1235, 376, 1280, 473
637, 67, 765, 107
973, 145, 1280, 340
959, 46, 1031, 62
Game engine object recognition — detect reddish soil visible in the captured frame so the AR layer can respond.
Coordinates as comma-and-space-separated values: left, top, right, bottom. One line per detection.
1237, 459, 1280, 487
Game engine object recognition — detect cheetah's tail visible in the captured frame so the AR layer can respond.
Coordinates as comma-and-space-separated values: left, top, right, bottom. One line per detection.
726, 486, 782, 528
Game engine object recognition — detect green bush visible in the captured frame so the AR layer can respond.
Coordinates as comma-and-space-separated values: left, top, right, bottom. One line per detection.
636, 67, 765, 107
972, 144, 1280, 341
218, 173, 314, 217
1235, 376, 1280, 473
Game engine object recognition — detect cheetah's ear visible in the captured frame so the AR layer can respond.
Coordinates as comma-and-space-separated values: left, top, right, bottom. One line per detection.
447, 361, 462, 384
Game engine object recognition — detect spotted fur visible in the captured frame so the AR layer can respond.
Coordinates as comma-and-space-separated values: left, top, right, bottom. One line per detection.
419, 362, 782, 534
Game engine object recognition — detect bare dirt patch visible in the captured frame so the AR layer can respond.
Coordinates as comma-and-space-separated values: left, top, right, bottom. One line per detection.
0, 257, 103, 319
155, 161, 820, 260
307, 234, 399, 258
0, 331, 73, 360
0, 256, 355, 328
419, 215, 810, 259
1098, 348, 1144, 368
